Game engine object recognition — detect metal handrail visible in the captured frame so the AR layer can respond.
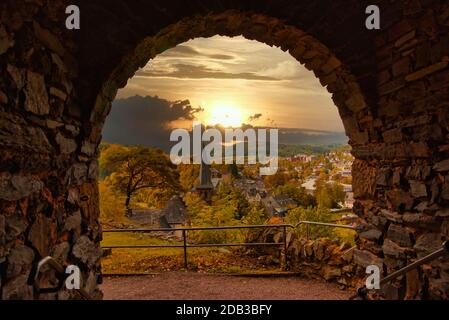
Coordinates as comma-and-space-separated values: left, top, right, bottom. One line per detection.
103, 224, 291, 268
102, 221, 356, 269
102, 223, 294, 233
294, 221, 357, 230
351, 241, 449, 299
31, 256, 93, 300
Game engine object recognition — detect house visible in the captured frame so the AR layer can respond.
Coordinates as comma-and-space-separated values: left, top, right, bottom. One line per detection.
130, 208, 163, 226
159, 195, 188, 237
343, 192, 354, 209
340, 170, 352, 177
262, 194, 296, 218
211, 177, 222, 188
301, 178, 317, 194
341, 184, 353, 193
273, 195, 297, 209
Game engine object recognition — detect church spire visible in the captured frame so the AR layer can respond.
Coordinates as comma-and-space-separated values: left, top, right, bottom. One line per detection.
195, 138, 214, 202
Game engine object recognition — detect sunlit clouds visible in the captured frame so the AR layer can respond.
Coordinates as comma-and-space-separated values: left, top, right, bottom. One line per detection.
116, 35, 344, 132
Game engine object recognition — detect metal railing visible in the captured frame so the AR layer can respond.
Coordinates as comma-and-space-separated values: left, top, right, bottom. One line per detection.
102, 221, 357, 269
103, 224, 290, 268
351, 241, 449, 299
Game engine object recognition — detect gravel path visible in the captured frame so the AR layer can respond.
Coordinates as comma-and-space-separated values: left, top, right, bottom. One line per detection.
100, 272, 350, 300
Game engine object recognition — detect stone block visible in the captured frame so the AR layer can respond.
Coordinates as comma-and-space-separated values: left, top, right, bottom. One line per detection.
6, 245, 35, 278
28, 215, 55, 257
382, 239, 408, 259
55, 133, 77, 154
386, 224, 413, 247
72, 236, 102, 268
25, 71, 50, 115
402, 213, 440, 230
0, 173, 44, 202
409, 180, 427, 198
359, 228, 383, 241
405, 61, 448, 82
433, 159, 449, 172
1, 275, 33, 300
322, 265, 341, 281
414, 233, 442, 257
353, 249, 383, 269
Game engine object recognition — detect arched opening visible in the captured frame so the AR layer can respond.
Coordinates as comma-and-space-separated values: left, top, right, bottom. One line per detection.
96, 11, 364, 299
89, 11, 369, 147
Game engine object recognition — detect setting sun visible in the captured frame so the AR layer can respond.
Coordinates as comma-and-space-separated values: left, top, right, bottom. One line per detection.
206, 103, 244, 127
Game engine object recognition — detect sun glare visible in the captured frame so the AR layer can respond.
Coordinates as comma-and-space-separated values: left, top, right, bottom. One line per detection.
206, 103, 244, 128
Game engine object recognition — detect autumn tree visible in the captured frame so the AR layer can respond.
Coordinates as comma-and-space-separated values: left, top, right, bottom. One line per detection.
101, 145, 180, 215
274, 184, 316, 208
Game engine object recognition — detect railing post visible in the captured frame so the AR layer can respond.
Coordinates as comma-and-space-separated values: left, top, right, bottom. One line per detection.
306, 224, 310, 240
182, 229, 188, 269
282, 226, 288, 270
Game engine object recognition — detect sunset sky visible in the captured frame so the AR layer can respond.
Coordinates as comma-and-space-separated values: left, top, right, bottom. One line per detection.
116, 35, 344, 132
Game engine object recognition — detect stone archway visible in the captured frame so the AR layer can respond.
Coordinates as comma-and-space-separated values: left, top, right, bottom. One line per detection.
0, 0, 449, 300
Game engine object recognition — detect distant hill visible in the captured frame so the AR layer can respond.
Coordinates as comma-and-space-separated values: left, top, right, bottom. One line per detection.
278, 144, 349, 157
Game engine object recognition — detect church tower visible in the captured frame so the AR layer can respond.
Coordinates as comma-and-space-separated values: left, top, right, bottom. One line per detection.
195, 159, 214, 203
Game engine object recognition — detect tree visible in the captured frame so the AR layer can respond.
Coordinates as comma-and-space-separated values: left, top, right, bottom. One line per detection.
264, 171, 289, 189
178, 163, 200, 192
286, 207, 335, 240
274, 184, 316, 208
314, 179, 345, 209
101, 145, 180, 215
228, 162, 239, 178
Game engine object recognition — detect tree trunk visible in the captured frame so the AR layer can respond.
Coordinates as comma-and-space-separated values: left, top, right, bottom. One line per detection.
125, 192, 132, 216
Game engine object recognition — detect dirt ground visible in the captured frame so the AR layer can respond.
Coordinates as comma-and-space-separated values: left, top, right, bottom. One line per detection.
100, 272, 351, 300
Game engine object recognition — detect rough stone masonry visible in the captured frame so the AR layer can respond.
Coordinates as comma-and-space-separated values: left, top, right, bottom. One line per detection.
0, 0, 449, 299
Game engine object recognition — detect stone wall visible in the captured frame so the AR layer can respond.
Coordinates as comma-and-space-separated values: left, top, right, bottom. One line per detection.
351, 2, 449, 300
0, 0, 103, 299
259, 230, 362, 291
0, 0, 448, 299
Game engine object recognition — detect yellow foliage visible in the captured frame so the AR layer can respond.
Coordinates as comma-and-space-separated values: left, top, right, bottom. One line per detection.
99, 179, 126, 220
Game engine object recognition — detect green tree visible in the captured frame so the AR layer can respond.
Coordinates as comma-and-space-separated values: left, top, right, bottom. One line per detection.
101, 145, 180, 214
314, 179, 345, 209
178, 163, 200, 192
286, 207, 335, 239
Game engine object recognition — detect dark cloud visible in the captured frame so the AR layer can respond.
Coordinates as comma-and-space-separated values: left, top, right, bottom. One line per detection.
248, 113, 263, 122
102, 95, 202, 152
163, 44, 235, 60
207, 54, 235, 60
136, 64, 279, 81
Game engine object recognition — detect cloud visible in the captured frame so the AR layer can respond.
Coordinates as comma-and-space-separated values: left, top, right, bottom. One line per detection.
260, 61, 302, 79
102, 95, 202, 151
248, 113, 263, 122
162, 44, 235, 61
136, 63, 279, 81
